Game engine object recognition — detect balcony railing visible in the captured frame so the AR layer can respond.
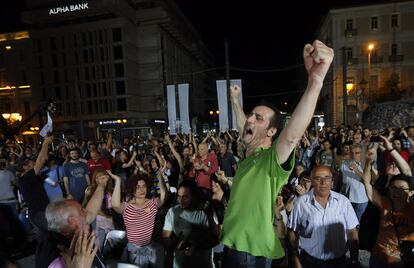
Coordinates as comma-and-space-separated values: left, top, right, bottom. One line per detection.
347, 58, 359, 65
344, 29, 358, 37
388, 55, 404, 62
371, 56, 383, 64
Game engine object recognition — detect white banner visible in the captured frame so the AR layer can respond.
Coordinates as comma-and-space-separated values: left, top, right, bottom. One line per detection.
39, 112, 53, 138
166, 85, 177, 134
216, 80, 229, 131
178, 84, 191, 134
230, 79, 243, 130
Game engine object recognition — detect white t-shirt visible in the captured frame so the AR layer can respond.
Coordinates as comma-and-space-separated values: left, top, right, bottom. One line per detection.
163, 205, 215, 268
0, 169, 15, 202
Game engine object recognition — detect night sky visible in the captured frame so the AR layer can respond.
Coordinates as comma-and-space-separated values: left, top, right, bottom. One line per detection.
2, 0, 384, 112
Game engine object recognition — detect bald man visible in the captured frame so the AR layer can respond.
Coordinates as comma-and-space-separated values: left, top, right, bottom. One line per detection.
188, 143, 218, 190
288, 165, 359, 268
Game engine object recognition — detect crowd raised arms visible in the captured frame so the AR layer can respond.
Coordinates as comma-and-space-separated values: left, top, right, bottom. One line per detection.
1, 42, 413, 268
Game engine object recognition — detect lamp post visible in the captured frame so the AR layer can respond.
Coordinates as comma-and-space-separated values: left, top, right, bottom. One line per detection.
209, 110, 219, 132
367, 43, 374, 104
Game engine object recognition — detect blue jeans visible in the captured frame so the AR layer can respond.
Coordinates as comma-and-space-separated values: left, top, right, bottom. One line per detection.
222, 247, 272, 268
351, 202, 368, 222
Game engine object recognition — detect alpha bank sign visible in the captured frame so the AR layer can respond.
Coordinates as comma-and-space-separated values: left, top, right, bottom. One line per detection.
49, 2, 89, 15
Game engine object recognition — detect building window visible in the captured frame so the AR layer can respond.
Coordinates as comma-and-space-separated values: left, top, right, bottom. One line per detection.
73, 34, 78, 47
104, 100, 109, 112
37, 40, 42, 52
114, 63, 124, 77
64, 70, 68, 82
346, 19, 353, 30
86, 84, 91, 97
101, 65, 106, 78
102, 83, 107, 96
74, 51, 79, 64
83, 50, 88, 63
100, 47, 104, 61
62, 54, 67, 65
116, 81, 125, 94
66, 103, 71, 116
346, 47, 353, 60
93, 84, 97, 96
94, 100, 98, 113
54, 70, 60, 83
112, 28, 122, 42
87, 101, 92, 114
99, 31, 103, 44
50, 37, 56, 50
85, 67, 90, 80
52, 54, 58, 67
55, 87, 61, 99
82, 33, 87, 46
89, 32, 93, 46
391, 14, 399, 28
113, 46, 123, 60
371, 16, 378, 30
391, 43, 398, 56
90, 49, 94, 62
40, 72, 45, 85
19, 50, 25, 62
117, 98, 127, 111
61, 36, 65, 49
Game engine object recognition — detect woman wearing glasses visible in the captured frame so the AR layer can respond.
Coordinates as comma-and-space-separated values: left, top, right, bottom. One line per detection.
363, 136, 414, 268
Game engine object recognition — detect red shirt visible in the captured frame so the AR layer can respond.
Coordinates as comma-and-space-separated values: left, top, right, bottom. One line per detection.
188, 152, 218, 189
123, 198, 158, 246
87, 157, 111, 177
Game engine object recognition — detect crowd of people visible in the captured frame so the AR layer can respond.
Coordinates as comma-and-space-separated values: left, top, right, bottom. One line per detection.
0, 40, 413, 268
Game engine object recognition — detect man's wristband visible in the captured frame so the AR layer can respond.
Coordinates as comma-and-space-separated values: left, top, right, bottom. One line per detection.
387, 148, 395, 153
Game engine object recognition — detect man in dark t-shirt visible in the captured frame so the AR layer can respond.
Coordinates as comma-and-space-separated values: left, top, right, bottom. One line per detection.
217, 143, 237, 177
18, 137, 107, 268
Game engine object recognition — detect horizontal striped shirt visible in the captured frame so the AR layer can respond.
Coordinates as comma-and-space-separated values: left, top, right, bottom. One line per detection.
287, 189, 358, 260
123, 198, 158, 246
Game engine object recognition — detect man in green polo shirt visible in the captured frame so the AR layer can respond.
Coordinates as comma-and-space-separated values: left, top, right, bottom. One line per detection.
221, 40, 334, 267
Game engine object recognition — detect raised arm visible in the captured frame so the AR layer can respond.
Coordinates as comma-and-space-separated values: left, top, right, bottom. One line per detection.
156, 160, 168, 207
165, 134, 184, 172
109, 170, 125, 214
106, 131, 113, 151
230, 85, 247, 134
276, 41, 333, 164
362, 148, 382, 208
34, 136, 54, 175
85, 173, 108, 224
381, 135, 412, 176
122, 151, 137, 168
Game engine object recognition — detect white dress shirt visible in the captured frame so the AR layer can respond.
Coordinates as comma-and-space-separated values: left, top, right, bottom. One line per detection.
287, 189, 359, 260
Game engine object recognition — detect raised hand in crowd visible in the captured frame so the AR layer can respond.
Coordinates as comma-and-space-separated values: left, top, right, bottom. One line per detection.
60, 229, 98, 268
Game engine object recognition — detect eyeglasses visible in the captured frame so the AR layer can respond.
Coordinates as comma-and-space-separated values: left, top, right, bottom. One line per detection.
312, 176, 333, 182
389, 186, 410, 192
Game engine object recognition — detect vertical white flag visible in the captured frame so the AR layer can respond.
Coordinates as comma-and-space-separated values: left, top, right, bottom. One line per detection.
178, 84, 191, 134
39, 112, 53, 138
230, 79, 243, 130
216, 80, 229, 131
166, 85, 177, 134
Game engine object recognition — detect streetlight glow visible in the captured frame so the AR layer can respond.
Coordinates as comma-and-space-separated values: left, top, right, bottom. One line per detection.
209, 111, 213, 115
368, 43, 374, 51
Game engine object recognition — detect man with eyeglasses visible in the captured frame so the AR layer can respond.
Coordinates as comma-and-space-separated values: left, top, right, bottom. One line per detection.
339, 143, 369, 221
288, 165, 359, 268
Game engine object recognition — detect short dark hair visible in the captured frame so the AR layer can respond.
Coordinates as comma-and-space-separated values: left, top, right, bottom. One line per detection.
389, 174, 413, 190
258, 100, 283, 141
125, 174, 152, 200
178, 179, 201, 208
68, 147, 80, 154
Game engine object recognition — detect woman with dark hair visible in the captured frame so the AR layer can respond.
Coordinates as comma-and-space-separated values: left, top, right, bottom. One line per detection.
363, 140, 414, 268
82, 168, 114, 251
111, 163, 168, 268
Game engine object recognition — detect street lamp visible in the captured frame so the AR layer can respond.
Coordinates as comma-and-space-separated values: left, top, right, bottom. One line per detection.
367, 43, 375, 104
2, 112, 22, 124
